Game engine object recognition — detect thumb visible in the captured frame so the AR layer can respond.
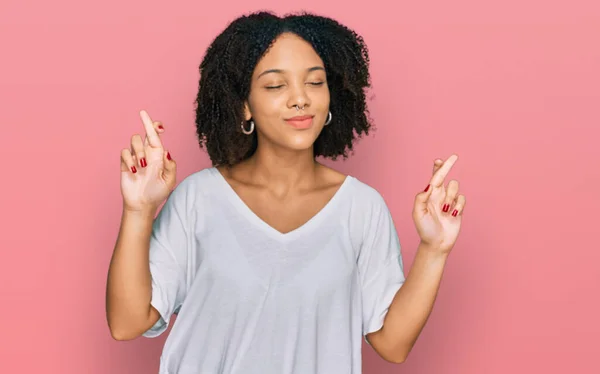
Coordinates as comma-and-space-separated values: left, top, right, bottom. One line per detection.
414, 183, 433, 214
162, 150, 177, 182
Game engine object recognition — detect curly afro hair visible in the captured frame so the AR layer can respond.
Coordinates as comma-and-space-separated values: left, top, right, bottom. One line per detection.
194, 10, 374, 166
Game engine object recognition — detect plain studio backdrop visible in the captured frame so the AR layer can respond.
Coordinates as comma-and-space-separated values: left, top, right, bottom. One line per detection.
1, 0, 598, 373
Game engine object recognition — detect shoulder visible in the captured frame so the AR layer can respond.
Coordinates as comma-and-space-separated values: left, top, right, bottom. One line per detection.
317, 164, 384, 205
345, 175, 392, 224
346, 176, 396, 233
175, 167, 216, 188
157, 167, 220, 231
314, 162, 390, 215
165, 167, 219, 207
342, 175, 398, 253
173, 167, 222, 191
346, 175, 389, 211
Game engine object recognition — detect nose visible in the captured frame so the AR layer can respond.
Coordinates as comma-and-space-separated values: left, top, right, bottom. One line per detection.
287, 83, 311, 109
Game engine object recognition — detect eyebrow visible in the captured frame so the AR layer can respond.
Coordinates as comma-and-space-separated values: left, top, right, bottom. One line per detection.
257, 66, 325, 79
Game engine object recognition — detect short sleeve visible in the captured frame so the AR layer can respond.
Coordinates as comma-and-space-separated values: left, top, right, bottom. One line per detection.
142, 181, 192, 338
358, 191, 405, 339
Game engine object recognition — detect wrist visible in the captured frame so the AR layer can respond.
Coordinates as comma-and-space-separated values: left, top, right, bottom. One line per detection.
122, 205, 158, 220
417, 241, 450, 261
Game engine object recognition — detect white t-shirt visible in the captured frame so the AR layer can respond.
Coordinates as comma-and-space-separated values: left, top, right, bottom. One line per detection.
143, 167, 405, 374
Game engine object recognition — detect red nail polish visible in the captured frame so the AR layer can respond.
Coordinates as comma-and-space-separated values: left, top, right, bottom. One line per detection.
442, 204, 449, 212
131, 166, 137, 173
452, 209, 458, 217
424, 184, 430, 192
140, 158, 147, 167
166, 152, 171, 161
158, 125, 164, 130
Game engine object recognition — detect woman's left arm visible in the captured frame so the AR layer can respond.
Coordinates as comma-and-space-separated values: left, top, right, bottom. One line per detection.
368, 154, 466, 363
366, 243, 448, 363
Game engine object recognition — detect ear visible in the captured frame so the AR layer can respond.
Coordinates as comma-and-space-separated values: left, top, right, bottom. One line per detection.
243, 101, 252, 121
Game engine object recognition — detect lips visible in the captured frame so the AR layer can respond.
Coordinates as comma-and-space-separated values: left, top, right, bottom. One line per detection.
285, 115, 314, 129
286, 115, 313, 121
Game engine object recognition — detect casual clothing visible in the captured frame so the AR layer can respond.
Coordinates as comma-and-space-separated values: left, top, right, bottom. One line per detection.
143, 167, 405, 374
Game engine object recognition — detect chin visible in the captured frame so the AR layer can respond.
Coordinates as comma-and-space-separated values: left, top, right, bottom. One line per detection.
283, 132, 321, 151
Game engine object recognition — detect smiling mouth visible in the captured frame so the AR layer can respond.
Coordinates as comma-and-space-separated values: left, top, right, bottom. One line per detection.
285, 115, 314, 129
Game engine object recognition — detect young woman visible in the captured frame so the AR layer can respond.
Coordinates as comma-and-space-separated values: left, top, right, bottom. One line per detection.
106, 10, 465, 374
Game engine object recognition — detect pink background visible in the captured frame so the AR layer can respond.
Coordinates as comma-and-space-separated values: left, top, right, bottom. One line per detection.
2, 0, 599, 373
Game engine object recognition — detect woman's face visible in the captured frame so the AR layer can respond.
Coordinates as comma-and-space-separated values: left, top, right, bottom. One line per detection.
244, 32, 330, 153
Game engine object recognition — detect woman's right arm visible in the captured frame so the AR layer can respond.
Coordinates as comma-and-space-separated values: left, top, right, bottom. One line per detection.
105, 110, 178, 341
106, 208, 161, 341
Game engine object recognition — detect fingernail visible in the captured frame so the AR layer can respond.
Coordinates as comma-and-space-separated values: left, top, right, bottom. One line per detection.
166, 152, 171, 161
158, 125, 164, 130
442, 204, 449, 212
424, 184, 430, 192
131, 166, 137, 173
452, 209, 458, 217
140, 158, 147, 167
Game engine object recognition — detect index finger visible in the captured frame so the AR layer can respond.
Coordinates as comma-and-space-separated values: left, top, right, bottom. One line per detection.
430, 154, 458, 187
140, 110, 162, 148
432, 159, 444, 175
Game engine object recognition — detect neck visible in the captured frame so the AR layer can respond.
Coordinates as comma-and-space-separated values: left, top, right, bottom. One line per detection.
245, 142, 319, 189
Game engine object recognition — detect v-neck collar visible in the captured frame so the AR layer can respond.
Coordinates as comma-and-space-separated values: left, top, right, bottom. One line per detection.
210, 167, 353, 242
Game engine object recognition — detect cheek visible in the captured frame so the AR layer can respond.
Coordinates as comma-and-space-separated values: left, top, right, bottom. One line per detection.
313, 87, 330, 109
249, 92, 286, 118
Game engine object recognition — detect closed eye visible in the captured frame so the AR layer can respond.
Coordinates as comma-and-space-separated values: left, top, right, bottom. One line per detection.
265, 82, 324, 90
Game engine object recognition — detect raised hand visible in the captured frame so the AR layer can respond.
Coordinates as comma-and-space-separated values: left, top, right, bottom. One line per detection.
412, 154, 466, 254
120, 110, 177, 212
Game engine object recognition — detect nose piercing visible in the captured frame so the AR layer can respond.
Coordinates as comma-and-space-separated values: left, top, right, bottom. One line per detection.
295, 105, 304, 111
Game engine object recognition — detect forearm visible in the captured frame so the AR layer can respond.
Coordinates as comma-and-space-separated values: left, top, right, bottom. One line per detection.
378, 242, 449, 361
106, 208, 157, 339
